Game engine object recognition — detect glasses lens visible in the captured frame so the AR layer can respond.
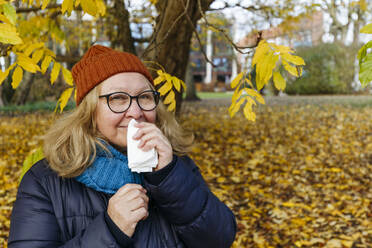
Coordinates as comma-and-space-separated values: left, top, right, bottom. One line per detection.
138, 91, 158, 110
108, 93, 130, 112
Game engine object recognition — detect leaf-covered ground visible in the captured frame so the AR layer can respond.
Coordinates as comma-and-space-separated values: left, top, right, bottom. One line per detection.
0, 97, 371, 247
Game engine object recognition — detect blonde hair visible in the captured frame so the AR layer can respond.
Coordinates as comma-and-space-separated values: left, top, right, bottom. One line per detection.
43, 83, 193, 178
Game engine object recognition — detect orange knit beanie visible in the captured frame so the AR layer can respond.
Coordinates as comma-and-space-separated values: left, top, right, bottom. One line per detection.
72, 45, 154, 105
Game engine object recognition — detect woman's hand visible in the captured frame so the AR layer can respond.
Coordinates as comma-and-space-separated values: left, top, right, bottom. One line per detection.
107, 184, 149, 237
133, 122, 173, 171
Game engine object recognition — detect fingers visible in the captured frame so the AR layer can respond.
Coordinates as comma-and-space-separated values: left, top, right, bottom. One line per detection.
115, 183, 146, 197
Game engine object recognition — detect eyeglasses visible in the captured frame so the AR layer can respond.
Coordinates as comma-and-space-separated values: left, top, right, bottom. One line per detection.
99, 90, 160, 113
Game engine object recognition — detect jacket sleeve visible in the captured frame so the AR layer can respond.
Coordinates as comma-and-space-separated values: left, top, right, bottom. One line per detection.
143, 156, 237, 248
8, 167, 132, 248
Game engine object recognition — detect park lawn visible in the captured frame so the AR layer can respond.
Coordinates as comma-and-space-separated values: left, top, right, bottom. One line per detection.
0, 96, 371, 247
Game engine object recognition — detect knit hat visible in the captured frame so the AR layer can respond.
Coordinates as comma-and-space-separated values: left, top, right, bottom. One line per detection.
72, 45, 154, 105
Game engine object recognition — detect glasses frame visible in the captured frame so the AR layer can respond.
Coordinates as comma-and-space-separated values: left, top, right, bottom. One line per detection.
99, 90, 160, 113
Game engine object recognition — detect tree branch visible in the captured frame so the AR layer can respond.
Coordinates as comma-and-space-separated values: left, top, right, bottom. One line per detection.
141, 0, 190, 58
198, 0, 260, 54
16, 4, 61, 13
181, 0, 217, 67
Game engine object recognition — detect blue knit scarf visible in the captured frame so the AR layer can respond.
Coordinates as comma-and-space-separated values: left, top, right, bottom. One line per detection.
75, 142, 143, 194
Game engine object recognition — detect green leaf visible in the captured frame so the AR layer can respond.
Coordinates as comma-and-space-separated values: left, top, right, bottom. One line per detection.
360, 23, 372, 34
359, 53, 372, 87
3, 3, 17, 25
11, 66, 23, 89
20, 147, 44, 182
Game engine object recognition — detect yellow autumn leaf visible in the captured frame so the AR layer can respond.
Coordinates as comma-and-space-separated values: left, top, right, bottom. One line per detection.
229, 97, 245, 117
61, 67, 73, 86
245, 78, 254, 88
283, 60, 299, 77
273, 71, 286, 91
0, 23, 23, 45
231, 88, 244, 104
154, 70, 165, 85
75, 0, 80, 7
24, 42, 44, 57
271, 43, 294, 54
41, 55, 53, 73
252, 40, 270, 66
0, 14, 12, 25
245, 88, 265, 104
50, 62, 61, 84
163, 90, 175, 105
243, 98, 256, 121
55, 87, 74, 113
31, 49, 44, 64
0, 63, 16, 85
96, 0, 106, 16
17, 54, 40, 73
172, 77, 181, 92
230, 71, 243, 88
158, 80, 172, 96
180, 79, 186, 90
167, 100, 176, 112
41, 0, 50, 9
80, 0, 97, 16
282, 53, 305, 66
62, 0, 74, 15
11, 66, 23, 89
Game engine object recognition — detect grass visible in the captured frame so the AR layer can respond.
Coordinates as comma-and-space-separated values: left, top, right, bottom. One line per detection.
0, 101, 75, 114
0, 94, 371, 114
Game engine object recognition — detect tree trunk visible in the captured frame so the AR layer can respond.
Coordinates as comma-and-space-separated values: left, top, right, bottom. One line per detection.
110, 0, 136, 54
185, 61, 200, 101
15, 72, 35, 105
144, 0, 214, 114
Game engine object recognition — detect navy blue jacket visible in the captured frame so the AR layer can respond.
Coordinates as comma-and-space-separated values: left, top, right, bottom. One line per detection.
9, 156, 236, 247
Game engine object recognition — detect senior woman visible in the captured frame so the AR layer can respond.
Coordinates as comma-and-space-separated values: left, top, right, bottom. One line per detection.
8, 45, 236, 247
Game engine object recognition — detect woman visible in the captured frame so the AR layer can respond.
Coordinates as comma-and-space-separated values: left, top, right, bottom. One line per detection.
8, 45, 236, 247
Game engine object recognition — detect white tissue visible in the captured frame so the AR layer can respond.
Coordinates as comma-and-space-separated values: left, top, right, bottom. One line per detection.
127, 119, 158, 173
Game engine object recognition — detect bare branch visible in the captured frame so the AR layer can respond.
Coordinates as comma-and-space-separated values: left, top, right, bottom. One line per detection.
141, 0, 190, 58
16, 4, 61, 13
180, 0, 217, 67
197, 0, 260, 54
133, 37, 152, 43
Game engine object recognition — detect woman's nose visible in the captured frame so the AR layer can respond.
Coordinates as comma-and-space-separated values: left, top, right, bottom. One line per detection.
125, 99, 143, 119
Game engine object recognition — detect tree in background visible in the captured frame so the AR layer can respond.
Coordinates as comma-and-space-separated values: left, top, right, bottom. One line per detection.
0, 0, 316, 119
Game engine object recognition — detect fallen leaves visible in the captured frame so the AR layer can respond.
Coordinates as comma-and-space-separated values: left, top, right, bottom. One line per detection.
181, 103, 372, 247
0, 101, 371, 247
